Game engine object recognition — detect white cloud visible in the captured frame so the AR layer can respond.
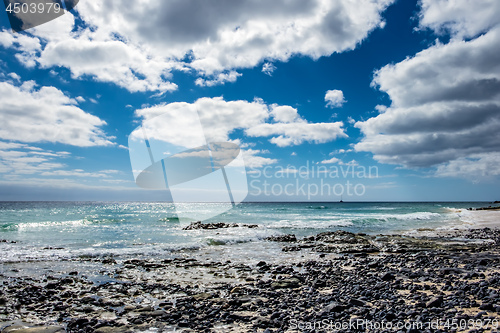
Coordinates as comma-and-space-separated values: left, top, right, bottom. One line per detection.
247, 121, 346, 147
132, 97, 345, 174
8, 72, 20, 81
195, 71, 241, 87
0, 32, 13, 48
0, 30, 41, 53
246, 104, 347, 147
270, 105, 301, 123
331, 148, 353, 154
38, 38, 178, 93
321, 157, 340, 164
343, 159, 359, 166
241, 149, 278, 168
135, 97, 346, 149
0, 175, 132, 190
355, 1, 500, 178
0, 80, 113, 147
75, 96, 85, 103
374, 105, 387, 113
435, 153, 500, 179
325, 89, 346, 108
0, 142, 27, 150
419, 0, 500, 39
1, 10, 179, 93
0, 143, 66, 175
135, 97, 269, 148
0, 29, 41, 67
40, 169, 120, 178
0, 141, 126, 188
262, 62, 277, 76
0, 0, 394, 91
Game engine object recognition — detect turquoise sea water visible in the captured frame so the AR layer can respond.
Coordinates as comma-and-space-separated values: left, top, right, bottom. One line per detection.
0, 201, 492, 263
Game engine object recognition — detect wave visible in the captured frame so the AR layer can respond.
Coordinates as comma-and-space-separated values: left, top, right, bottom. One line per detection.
441, 207, 465, 213
83, 217, 125, 224
12, 217, 132, 231
15, 219, 92, 230
456, 209, 500, 226
0, 230, 279, 263
387, 212, 442, 221
0, 241, 200, 263
356, 212, 442, 222
269, 219, 353, 229
0, 223, 18, 232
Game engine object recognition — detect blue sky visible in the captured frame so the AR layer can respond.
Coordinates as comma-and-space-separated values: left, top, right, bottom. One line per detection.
0, 0, 499, 202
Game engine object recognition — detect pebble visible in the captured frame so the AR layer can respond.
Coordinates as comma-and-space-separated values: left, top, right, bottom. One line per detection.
0, 228, 499, 332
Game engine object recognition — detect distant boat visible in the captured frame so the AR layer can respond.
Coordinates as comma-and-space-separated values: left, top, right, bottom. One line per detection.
339, 195, 343, 203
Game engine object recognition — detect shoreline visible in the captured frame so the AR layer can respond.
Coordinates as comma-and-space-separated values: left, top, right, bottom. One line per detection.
458, 210, 500, 230
1, 226, 500, 332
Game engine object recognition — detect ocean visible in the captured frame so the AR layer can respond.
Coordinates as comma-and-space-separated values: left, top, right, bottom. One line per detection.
0, 201, 492, 266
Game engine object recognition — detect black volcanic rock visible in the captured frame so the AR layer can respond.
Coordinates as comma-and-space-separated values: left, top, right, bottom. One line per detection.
265, 234, 297, 242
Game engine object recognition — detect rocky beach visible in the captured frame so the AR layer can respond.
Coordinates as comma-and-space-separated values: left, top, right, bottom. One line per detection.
1, 225, 500, 333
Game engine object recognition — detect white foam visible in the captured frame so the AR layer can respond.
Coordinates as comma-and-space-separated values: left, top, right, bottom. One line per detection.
15, 219, 91, 230
442, 207, 465, 213
457, 209, 500, 228
385, 212, 442, 221
269, 218, 353, 229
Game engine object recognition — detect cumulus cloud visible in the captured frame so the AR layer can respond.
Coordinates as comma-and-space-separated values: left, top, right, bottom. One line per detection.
270, 105, 301, 123
8, 72, 20, 81
355, 0, 500, 178
38, 38, 178, 93
246, 121, 346, 147
0, 29, 41, 67
320, 157, 340, 164
133, 97, 346, 168
419, 0, 500, 39
0, 11, 179, 94
135, 97, 269, 148
0, 80, 113, 147
325, 89, 346, 108
195, 71, 241, 87
135, 97, 346, 147
435, 153, 500, 179
247, 104, 347, 147
0, 0, 394, 91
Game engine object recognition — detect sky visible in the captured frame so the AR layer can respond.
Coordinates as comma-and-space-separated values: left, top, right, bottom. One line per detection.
0, 0, 499, 202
